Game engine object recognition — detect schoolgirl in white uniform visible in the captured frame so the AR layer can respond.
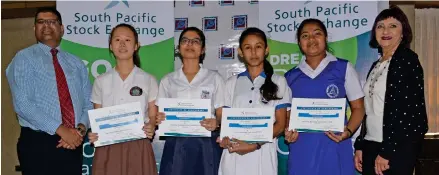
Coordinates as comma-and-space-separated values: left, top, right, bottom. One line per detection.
88, 24, 158, 175
218, 27, 292, 175
155, 27, 225, 175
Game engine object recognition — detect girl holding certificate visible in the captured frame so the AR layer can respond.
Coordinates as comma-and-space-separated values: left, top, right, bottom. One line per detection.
284, 18, 365, 175
155, 27, 225, 175
87, 24, 158, 175
217, 27, 292, 175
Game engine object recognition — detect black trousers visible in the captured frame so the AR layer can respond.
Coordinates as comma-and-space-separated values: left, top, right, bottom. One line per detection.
362, 140, 421, 175
17, 127, 83, 175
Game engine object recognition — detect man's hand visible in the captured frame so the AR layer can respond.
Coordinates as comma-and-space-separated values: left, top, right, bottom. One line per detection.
56, 125, 83, 149
56, 140, 75, 149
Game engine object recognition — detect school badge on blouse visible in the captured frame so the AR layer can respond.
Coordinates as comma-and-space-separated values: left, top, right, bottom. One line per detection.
326, 84, 339, 98
201, 90, 210, 99
130, 86, 143, 96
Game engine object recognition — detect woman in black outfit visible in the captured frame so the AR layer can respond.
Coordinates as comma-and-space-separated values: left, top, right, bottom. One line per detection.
354, 6, 428, 175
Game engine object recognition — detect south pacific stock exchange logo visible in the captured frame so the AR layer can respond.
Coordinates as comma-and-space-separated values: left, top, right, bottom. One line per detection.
80, 0, 131, 80
105, 0, 129, 10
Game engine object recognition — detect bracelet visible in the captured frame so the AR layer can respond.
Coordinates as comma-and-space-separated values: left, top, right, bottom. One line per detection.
346, 127, 353, 137
255, 143, 262, 150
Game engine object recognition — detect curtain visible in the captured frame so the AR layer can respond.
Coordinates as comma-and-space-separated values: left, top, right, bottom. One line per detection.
415, 8, 439, 134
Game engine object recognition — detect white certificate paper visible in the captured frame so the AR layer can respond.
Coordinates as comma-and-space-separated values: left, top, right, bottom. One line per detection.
289, 98, 346, 132
88, 102, 145, 147
157, 98, 212, 137
220, 108, 274, 143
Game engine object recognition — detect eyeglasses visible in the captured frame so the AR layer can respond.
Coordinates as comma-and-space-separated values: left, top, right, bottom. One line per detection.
36, 19, 60, 26
180, 37, 202, 46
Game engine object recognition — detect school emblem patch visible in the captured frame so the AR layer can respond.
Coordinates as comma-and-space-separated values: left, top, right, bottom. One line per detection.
201, 90, 210, 99
326, 84, 339, 98
130, 86, 143, 96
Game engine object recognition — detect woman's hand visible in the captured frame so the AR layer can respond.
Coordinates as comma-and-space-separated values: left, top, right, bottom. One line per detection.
284, 128, 299, 143
155, 112, 166, 125
354, 150, 363, 172
325, 127, 351, 143
200, 118, 218, 131
143, 122, 155, 139
227, 139, 258, 155
88, 132, 98, 143
217, 136, 232, 148
375, 155, 390, 175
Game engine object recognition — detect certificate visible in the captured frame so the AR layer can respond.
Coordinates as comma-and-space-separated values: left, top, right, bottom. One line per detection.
88, 102, 145, 147
289, 98, 346, 132
220, 108, 274, 143
157, 98, 212, 137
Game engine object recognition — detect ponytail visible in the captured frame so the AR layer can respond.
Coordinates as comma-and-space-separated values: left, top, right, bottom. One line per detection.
260, 59, 281, 103
133, 48, 141, 67
238, 27, 281, 103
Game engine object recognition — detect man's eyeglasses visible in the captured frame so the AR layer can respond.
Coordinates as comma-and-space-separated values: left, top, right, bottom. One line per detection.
36, 19, 60, 26
180, 37, 202, 46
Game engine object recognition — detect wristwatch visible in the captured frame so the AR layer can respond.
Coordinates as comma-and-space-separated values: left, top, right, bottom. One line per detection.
77, 126, 86, 137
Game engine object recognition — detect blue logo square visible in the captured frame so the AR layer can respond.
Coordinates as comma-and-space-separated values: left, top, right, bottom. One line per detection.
248, 0, 258, 4
219, 44, 234, 59
203, 17, 218, 31
175, 18, 188, 32
190, 0, 204, 7
232, 15, 247, 30
219, 0, 234, 6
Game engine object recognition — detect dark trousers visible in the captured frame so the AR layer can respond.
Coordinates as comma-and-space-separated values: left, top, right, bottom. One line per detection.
17, 127, 83, 175
362, 140, 421, 175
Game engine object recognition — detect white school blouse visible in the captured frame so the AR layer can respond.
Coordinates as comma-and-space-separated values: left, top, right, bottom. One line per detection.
218, 71, 292, 175
155, 65, 225, 118
91, 66, 158, 123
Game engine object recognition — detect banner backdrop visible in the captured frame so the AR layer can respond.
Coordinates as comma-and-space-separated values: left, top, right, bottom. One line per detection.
259, 1, 383, 175
56, 1, 174, 174
58, 1, 174, 83
55, 1, 389, 174
173, 0, 259, 79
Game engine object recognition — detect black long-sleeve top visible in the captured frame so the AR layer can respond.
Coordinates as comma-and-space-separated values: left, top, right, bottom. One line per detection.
354, 45, 428, 160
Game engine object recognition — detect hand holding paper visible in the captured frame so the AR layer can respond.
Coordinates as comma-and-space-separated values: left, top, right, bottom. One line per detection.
288, 98, 346, 133
157, 98, 212, 137
220, 108, 274, 143
88, 102, 146, 147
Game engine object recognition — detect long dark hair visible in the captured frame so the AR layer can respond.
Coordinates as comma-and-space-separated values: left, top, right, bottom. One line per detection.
109, 23, 141, 67
296, 18, 333, 54
178, 27, 206, 63
239, 27, 280, 103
